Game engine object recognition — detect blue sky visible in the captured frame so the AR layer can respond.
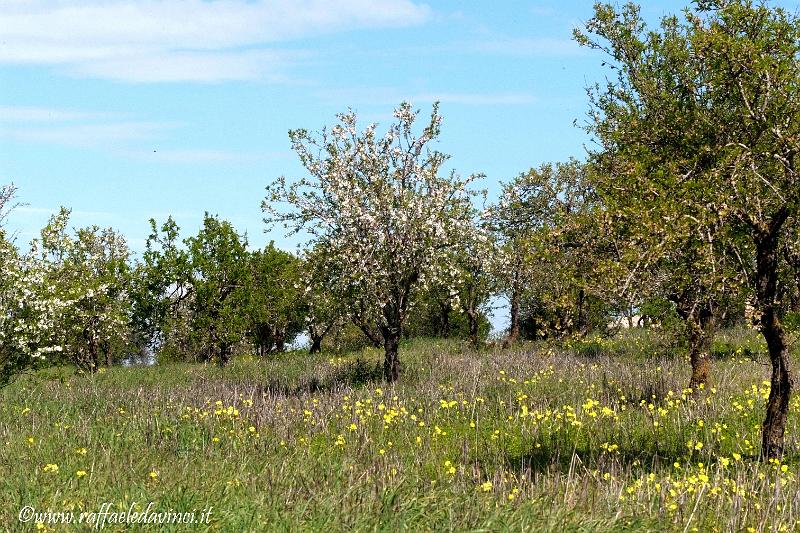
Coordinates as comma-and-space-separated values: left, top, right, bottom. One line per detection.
2, 0, 799, 257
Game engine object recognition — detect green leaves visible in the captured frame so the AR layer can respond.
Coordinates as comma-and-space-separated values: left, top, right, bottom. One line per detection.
246, 243, 305, 356
579, 0, 800, 457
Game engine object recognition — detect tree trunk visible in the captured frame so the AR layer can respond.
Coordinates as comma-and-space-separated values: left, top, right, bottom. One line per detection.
309, 334, 323, 354
439, 301, 451, 338
687, 307, 715, 391
218, 343, 231, 367
83, 320, 100, 373
275, 328, 286, 353
102, 340, 113, 368
309, 322, 333, 354
467, 308, 480, 349
503, 282, 521, 349
379, 301, 403, 382
382, 328, 401, 383
576, 288, 590, 335
756, 233, 793, 460
761, 307, 791, 460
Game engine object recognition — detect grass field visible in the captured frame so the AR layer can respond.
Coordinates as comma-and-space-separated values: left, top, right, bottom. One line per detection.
2, 329, 800, 532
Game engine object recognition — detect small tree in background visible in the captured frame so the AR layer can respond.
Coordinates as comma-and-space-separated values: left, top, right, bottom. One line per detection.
490, 160, 610, 342
36, 209, 132, 372
132, 216, 193, 361
185, 213, 250, 366
0, 185, 67, 384
264, 102, 479, 382
452, 215, 497, 349
301, 245, 348, 354
247, 243, 305, 356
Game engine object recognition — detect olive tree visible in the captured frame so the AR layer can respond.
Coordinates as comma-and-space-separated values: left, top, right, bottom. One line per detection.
131, 216, 192, 359
490, 160, 611, 342
185, 214, 250, 366
301, 244, 348, 354
246, 243, 305, 356
264, 102, 479, 381
577, 0, 800, 458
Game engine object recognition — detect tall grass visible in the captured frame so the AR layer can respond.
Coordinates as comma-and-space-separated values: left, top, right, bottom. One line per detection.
1, 331, 798, 531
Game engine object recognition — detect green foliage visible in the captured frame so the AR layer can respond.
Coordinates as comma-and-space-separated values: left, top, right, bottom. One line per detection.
132, 216, 191, 357
246, 243, 306, 356
185, 213, 251, 365
403, 293, 491, 343
784, 312, 800, 334
135, 214, 312, 365
578, 0, 800, 457
491, 160, 616, 341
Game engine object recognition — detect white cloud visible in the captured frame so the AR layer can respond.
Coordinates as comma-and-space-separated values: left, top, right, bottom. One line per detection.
318, 87, 537, 107
0, 0, 431, 82
0, 104, 181, 148
529, 7, 558, 18
0, 105, 107, 122
14, 206, 54, 215
0, 105, 274, 162
69, 49, 301, 83
2, 121, 177, 148
16, 206, 117, 219
413, 92, 536, 105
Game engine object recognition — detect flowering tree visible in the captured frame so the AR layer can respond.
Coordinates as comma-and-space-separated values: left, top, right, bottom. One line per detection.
36, 209, 132, 371
264, 102, 479, 381
0, 230, 66, 384
0, 191, 76, 382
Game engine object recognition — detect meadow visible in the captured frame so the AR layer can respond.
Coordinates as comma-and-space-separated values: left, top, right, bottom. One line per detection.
3, 329, 800, 532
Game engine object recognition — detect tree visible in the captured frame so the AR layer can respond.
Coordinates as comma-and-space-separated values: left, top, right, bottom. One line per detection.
247, 244, 305, 356
638, 226, 739, 390
490, 160, 611, 342
0, 183, 18, 228
577, 0, 800, 459
452, 215, 496, 349
264, 102, 479, 381
133, 215, 256, 365
35, 209, 132, 372
185, 214, 250, 366
131, 216, 193, 361
0, 188, 68, 384
488, 174, 540, 346
0, 238, 66, 383
301, 245, 347, 354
